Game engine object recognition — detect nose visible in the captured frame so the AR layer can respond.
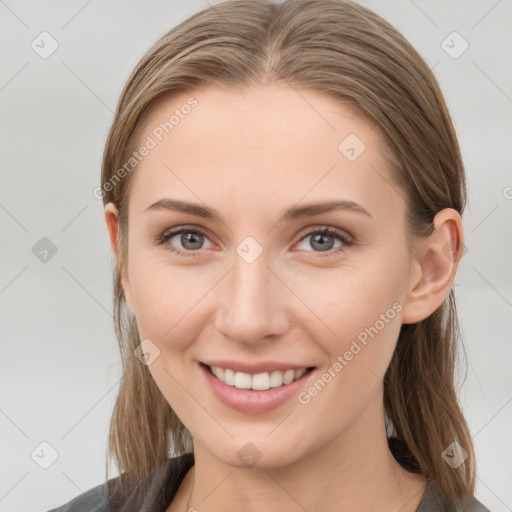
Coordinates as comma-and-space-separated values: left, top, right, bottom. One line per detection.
214, 244, 289, 346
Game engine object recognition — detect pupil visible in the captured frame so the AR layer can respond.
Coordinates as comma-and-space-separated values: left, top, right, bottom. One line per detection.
183, 232, 202, 249
312, 233, 333, 252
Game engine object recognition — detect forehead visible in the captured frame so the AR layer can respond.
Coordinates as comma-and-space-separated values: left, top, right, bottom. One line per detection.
128, 83, 404, 220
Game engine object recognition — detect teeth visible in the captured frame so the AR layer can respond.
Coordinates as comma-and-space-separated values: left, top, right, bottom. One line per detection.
209, 365, 310, 390
283, 369, 295, 385
234, 371, 252, 389
223, 368, 235, 386
252, 372, 270, 390
294, 368, 306, 379
269, 371, 283, 388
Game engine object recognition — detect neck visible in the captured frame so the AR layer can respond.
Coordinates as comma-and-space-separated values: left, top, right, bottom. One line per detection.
173, 401, 427, 512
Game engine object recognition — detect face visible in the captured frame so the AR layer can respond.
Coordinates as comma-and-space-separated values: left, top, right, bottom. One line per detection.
114, 83, 423, 468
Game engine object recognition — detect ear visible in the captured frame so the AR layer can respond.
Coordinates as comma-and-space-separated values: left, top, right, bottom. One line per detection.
104, 202, 135, 313
401, 208, 465, 324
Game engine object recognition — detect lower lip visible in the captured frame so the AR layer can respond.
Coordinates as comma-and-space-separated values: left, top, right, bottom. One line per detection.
199, 363, 315, 414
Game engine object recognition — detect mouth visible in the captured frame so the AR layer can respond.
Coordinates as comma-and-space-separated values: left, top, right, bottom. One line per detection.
200, 362, 316, 391
199, 361, 317, 413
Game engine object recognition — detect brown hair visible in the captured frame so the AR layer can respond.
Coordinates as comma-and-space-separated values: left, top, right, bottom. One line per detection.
100, 0, 474, 509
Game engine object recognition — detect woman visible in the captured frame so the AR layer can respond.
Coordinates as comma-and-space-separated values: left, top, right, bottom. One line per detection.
49, 0, 490, 510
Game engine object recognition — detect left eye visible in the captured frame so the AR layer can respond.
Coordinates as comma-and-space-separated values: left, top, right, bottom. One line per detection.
296, 228, 351, 254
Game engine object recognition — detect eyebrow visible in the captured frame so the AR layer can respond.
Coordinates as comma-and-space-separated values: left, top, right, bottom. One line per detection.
144, 198, 372, 222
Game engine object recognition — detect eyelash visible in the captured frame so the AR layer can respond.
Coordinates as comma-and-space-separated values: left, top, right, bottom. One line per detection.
156, 226, 354, 258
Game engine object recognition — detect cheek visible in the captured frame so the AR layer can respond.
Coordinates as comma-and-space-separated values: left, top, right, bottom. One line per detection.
301, 257, 404, 329
128, 253, 217, 346
292, 254, 407, 373
288, 269, 404, 426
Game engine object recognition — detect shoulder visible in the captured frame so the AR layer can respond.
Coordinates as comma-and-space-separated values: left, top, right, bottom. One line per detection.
46, 481, 110, 512
46, 453, 195, 512
417, 479, 492, 512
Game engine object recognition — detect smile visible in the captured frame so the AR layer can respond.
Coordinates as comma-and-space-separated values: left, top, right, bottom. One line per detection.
199, 361, 317, 414
207, 364, 315, 390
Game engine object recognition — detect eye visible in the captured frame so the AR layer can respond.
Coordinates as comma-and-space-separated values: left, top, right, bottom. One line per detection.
156, 227, 213, 257
295, 227, 353, 255
156, 226, 353, 258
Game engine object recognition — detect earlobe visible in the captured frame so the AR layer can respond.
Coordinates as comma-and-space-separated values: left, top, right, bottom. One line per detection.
104, 202, 136, 313
401, 208, 465, 325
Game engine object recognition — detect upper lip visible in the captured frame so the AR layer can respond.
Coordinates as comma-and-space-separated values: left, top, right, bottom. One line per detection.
201, 360, 315, 374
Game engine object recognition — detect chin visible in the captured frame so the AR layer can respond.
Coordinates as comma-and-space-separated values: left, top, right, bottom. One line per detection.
201, 435, 308, 470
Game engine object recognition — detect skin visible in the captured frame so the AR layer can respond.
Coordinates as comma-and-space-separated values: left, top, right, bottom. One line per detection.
104, 83, 464, 512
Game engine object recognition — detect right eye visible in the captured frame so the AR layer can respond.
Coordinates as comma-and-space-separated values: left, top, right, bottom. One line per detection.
157, 227, 214, 257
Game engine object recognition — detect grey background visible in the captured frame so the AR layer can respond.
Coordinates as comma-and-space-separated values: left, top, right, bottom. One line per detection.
0, 1, 511, 511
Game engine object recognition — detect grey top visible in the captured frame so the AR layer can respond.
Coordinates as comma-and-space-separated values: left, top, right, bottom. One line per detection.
47, 453, 491, 512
